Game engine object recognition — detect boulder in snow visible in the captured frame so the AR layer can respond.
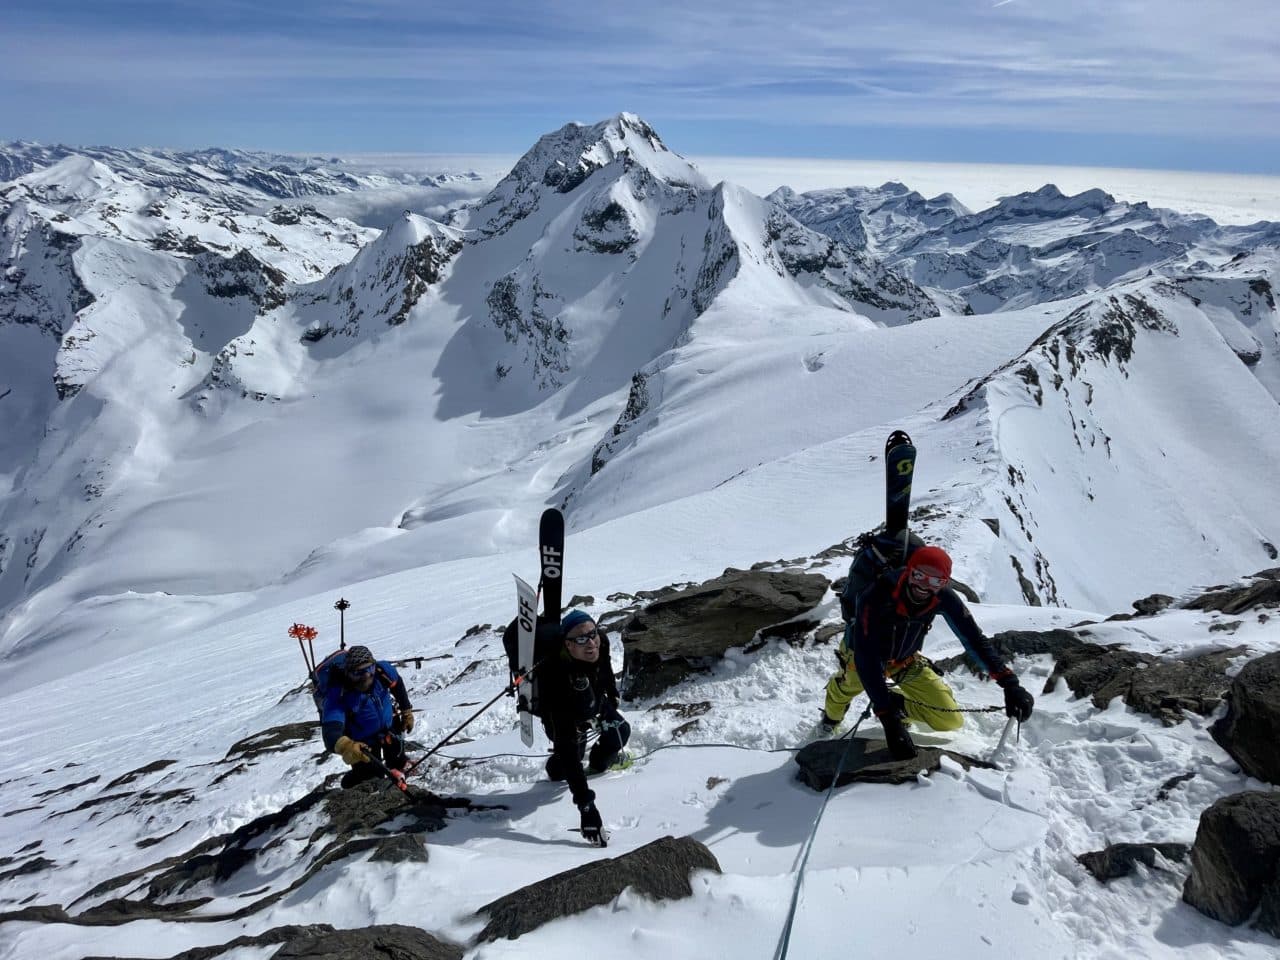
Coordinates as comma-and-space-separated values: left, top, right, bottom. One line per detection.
471, 835, 721, 942
1076, 842, 1189, 882
794, 737, 994, 791
1211, 650, 1280, 784
1185, 568, 1280, 615
1182, 791, 1280, 937
619, 569, 829, 699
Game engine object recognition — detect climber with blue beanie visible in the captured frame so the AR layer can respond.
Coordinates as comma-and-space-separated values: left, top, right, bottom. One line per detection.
538, 609, 630, 846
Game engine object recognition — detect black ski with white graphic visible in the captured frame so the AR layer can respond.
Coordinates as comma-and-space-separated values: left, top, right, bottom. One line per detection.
513, 574, 539, 746
884, 430, 916, 536
539, 507, 565, 621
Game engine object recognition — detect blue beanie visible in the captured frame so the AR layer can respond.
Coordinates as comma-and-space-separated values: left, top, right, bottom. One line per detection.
560, 610, 593, 633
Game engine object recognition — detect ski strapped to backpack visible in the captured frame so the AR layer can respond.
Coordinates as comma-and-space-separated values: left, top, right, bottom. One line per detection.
838, 431, 922, 622
502, 507, 567, 745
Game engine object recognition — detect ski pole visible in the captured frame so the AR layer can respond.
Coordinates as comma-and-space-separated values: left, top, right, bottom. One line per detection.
403, 666, 543, 777
334, 598, 350, 650
288, 623, 319, 677
365, 753, 409, 793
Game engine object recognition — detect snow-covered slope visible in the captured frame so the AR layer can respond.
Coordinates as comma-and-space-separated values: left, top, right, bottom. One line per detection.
0, 512, 1275, 960
0, 114, 1277, 682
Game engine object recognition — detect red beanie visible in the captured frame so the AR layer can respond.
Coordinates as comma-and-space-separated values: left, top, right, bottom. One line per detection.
907, 545, 952, 579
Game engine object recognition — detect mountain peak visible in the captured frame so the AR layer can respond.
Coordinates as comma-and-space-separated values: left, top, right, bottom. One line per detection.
465, 114, 707, 238
994, 184, 1117, 217
13, 154, 126, 203
511, 112, 692, 193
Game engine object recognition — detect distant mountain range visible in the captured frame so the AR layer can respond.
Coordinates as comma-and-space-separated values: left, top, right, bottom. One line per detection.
1, 115, 1278, 682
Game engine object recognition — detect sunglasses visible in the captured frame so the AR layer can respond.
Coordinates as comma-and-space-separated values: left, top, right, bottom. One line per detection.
909, 567, 949, 590
348, 664, 376, 678
567, 627, 600, 645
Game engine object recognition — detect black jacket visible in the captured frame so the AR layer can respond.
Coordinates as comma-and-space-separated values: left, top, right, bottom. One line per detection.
538, 630, 620, 806
851, 568, 1014, 713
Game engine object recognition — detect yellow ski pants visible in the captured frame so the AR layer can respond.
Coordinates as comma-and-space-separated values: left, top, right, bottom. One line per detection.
823, 644, 963, 731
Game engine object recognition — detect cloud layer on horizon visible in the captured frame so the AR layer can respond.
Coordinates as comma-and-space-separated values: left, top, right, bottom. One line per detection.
3, 0, 1276, 171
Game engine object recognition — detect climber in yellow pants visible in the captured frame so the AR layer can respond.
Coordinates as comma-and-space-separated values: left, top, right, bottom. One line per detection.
821, 544, 1035, 759
824, 649, 963, 732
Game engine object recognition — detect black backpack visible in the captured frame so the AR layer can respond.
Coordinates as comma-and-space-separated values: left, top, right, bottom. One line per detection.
500, 616, 564, 718
839, 529, 924, 621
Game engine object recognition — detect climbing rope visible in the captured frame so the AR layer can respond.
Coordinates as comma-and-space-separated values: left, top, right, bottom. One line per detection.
899, 696, 1003, 714
773, 705, 873, 960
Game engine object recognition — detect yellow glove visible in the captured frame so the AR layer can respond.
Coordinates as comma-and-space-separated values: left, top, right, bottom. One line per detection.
334, 736, 370, 766
399, 709, 415, 733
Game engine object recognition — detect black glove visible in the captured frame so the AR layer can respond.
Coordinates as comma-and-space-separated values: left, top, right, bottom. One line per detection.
1002, 680, 1035, 722
578, 801, 607, 847
877, 707, 917, 760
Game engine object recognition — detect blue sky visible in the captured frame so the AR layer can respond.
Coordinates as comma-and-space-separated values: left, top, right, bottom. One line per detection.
3, 0, 1277, 173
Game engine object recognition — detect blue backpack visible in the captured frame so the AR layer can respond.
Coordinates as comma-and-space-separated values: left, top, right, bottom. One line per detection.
310, 649, 391, 716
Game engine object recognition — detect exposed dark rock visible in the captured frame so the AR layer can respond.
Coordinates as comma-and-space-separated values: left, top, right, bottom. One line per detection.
369, 835, 429, 864
1077, 842, 1189, 882
1157, 772, 1196, 801
932, 628, 1083, 675
34, 774, 100, 798
51, 791, 134, 816
758, 617, 823, 646
0, 856, 56, 881
620, 569, 829, 699
1212, 651, 1280, 784
385, 234, 462, 326
105, 759, 176, 789
1126, 654, 1237, 726
1183, 791, 1280, 936
1185, 569, 1280, 615
0, 903, 72, 924
794, 738, 994, 791
813, 623, 843, 645
76, 896, 214, 924
566, 594, 595, 608
274, 924, 462, 960
225, 722, 317, 759
591, 370, 651, 475
22, 782, 474, 926
647, 701, 712, 719
80, 923, 462, 960
1133, 593, 1175, 616
1050, 643, 1148, 701
934, 629, 1235, 724
472, 835, 721, 942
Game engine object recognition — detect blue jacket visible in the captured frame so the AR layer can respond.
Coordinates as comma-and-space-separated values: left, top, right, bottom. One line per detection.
851, 568, 1013, 714
320, 660, 411, 750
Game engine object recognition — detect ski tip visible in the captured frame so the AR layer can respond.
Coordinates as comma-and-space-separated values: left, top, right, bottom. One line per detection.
885, 429, 913, 451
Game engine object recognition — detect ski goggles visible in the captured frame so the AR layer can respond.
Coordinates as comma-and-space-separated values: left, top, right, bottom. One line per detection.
348, 664, 376, 679
567, 627, 600, 645
909, 567, 949, 590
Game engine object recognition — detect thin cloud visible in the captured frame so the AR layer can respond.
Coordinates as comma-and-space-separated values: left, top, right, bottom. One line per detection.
1, 0, 1276, 168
